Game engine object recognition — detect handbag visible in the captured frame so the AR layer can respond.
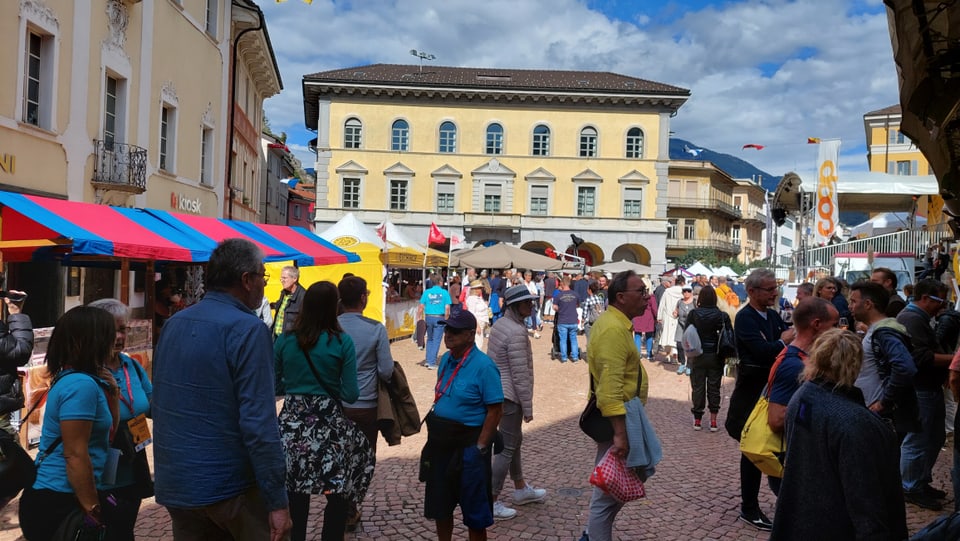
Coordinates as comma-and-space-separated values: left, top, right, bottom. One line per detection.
50, 507, 106, 541
739, 353, 785, 478
682, 324, 702, 358
589, 448, 646, 502
717, 315, 737, 359
111, 424, 154, 499
579, 376, 614, 443
0, 375, 24, 415
0, 386, 57, 507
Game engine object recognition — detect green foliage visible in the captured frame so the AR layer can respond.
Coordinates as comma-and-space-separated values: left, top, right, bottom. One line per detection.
677, 248, 716, 267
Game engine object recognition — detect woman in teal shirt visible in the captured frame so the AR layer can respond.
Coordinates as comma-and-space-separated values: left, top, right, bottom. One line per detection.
275, 281, 374, 541
19, 306, 117, 541
89, 298, 153, 541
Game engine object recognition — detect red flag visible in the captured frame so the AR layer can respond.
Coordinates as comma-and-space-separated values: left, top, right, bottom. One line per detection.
375, 223, 387, 243
742, 144, 765, 150
428, 222, 447, 245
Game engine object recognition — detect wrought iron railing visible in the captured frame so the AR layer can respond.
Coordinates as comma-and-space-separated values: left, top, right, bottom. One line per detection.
92, 139, 147, 192
666, 196, 741, 219
666, 237, 742, 254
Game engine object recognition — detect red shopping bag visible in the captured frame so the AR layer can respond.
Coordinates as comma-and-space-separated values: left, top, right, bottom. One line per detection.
589, 448, 646, 502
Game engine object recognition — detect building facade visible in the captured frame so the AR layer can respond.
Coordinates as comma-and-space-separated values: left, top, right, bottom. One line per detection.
863, 104, 946, 232
732, 178, 767, 265
664, 160, 741, 263
0, 0, 279, 324
302, 64, 689, 267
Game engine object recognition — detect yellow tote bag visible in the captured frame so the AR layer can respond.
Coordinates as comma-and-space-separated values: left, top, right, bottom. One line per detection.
739, 394, 784, 477
739, 351, 785, 478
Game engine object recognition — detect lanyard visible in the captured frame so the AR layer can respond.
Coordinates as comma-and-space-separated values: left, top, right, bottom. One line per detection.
434, 346, 472, 404
117, 363, 135, 416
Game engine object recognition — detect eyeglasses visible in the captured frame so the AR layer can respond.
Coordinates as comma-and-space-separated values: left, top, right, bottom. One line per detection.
753, 286, 778, 293
929, 295, 948, 305
624, 288, 649, 297
250, 271, 270, 281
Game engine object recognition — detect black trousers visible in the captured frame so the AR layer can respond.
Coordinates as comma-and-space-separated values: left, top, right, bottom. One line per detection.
690, 355, 723, 417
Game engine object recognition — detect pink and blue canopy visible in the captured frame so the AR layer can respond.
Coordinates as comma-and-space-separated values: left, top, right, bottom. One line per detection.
0, 192, 358, 266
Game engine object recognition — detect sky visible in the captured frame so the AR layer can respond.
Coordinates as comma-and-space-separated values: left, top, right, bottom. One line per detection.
259, 0, 899, 183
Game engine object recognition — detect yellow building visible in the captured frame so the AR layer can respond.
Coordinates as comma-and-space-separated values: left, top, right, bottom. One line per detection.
0, 0, 280, 323
863, 104, 946, 229
302, 64, 689, 267
664, 161, 741, 262
732, 178, 767, 264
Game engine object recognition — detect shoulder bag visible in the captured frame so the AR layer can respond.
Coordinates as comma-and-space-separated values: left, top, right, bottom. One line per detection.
579, 375, 614, 443
717, 314, 737, 359
739, 352, 786, 478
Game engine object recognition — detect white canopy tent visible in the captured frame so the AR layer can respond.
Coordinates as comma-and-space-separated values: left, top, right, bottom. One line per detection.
685, 262, 714, 276
849, 211, 927, 237
317, 212, 386, 248
795, 171, 938, 212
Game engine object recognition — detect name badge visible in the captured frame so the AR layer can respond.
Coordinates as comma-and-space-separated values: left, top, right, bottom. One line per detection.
127, 413, 152, 452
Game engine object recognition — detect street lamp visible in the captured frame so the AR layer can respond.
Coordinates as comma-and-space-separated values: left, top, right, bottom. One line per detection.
409, 49, 436, 73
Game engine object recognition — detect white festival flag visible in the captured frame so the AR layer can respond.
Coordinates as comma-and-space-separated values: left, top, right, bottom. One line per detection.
815, 140, 840, 244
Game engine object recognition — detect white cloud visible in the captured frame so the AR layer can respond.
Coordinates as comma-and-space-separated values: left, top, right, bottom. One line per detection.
261, 0, 900, 179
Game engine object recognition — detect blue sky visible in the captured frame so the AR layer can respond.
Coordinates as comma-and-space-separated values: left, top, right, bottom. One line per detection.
260, 0, 900, 181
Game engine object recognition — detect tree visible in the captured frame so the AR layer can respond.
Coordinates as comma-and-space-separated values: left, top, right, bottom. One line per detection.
677, 248, 716, 268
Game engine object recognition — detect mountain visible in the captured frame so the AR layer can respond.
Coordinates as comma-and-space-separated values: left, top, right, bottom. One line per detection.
668, 138, 868, 225
669, 138, 781, 192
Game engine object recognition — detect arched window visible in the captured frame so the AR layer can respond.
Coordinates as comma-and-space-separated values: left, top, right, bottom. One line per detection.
579, 126, 598, 157
439, 121, 457, 153
626, 127, 644, 158
532, 124, 550, 156
391, 119, 409, 151
344, 118, 362, 149
485, 123, 504, 155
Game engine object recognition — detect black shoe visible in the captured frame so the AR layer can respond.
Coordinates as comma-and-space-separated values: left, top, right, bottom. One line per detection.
923, 485, 948, 500
738, 510, 773, 531
905, 490, 943, 511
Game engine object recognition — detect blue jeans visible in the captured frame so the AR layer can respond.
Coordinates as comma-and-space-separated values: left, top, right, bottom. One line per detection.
558, 323, 579, 361
901, 388, 946, 492
424, 315, 444, 368
633, 331, 654, 358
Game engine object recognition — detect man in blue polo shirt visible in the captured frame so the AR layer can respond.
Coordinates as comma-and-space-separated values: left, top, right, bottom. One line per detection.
422, 310, 503, 541
420, 273, 452, 370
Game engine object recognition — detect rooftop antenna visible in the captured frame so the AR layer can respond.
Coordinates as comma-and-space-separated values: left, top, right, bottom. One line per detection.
409, 49, 436, 73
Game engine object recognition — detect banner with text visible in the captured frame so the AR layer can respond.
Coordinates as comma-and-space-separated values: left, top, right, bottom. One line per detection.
815, 139, 840, 244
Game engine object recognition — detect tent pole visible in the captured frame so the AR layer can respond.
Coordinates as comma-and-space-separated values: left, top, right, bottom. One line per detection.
119, 258, 130, 305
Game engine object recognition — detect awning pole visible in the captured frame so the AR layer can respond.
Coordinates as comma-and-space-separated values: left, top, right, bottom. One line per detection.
120, 259, 130, 305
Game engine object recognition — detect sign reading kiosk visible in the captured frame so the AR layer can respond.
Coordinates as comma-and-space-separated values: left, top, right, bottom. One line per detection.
170, 192, 202, 214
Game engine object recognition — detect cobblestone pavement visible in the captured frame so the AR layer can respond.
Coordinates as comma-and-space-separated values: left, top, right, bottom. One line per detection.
0, 324, 952, 540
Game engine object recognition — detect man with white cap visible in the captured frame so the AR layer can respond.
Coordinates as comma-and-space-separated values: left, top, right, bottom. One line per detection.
487, 285, 549, 519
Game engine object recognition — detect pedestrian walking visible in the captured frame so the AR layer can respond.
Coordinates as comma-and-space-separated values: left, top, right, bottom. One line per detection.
487, 285, 548, 520
580, 270, 650, 541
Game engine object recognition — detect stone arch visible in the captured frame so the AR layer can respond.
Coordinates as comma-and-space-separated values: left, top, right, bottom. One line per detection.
520, 240, 556, 256
611, 244, 651, 265
566, 242, 604, 267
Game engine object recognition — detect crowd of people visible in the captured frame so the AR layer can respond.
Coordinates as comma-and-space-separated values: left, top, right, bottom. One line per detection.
12, 239, 960, 540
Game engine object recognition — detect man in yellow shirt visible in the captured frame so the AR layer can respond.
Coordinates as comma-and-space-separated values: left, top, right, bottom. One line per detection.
580, 270, 650, 541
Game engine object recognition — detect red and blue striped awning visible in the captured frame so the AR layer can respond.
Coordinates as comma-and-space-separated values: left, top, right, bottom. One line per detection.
0, 192, 208, 262
0, 192, 358, 266
144, 209, 358, 266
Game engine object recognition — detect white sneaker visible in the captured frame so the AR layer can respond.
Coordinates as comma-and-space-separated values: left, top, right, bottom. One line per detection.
513, 484, 547, 505
492, 501, 517, 520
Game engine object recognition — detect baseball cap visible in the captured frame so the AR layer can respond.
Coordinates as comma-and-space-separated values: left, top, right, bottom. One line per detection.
439, 310, 477, 330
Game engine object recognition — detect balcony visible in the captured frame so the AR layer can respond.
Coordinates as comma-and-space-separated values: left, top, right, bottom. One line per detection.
666, 196, 741, 219
740, 208, 767, 225
665, 237, 741, 255
91, 139, 147, 194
